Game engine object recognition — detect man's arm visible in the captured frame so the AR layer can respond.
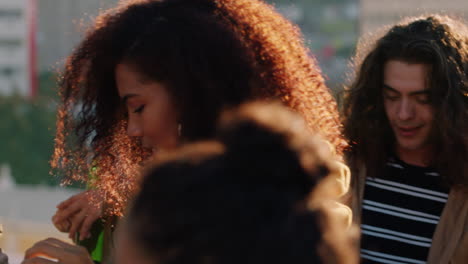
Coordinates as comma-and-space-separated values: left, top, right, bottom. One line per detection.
0, 225, 7, 264
0, 248, 8, 264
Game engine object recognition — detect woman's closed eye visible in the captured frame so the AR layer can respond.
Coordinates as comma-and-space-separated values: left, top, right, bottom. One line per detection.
133, 105, 145, 113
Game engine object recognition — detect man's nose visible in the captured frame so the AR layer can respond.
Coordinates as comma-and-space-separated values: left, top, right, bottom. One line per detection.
397, 98, 415, 121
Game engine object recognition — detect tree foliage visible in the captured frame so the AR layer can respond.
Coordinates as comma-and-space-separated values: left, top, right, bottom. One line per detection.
0, 72, 61, 186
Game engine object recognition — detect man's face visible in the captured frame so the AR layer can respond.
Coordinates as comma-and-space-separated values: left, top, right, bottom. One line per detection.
383, 60, 434, 155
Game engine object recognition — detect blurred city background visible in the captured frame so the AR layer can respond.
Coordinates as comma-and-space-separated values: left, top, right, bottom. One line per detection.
0, 0, 467, 263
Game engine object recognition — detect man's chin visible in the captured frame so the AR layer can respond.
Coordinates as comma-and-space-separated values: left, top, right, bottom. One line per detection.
396, 138, 430, 152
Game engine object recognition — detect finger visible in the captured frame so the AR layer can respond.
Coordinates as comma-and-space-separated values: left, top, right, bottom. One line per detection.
79, 212, 100, 241
40, 238, 77, 250
56, 192, 83, 209
52, 210, 70, 227
52, 212, 70, 232
68, 209, 88, 240
24, 241, 62, 260
54, 199, 87, 224
52, 219, 70, 233
21, 257, 57, 264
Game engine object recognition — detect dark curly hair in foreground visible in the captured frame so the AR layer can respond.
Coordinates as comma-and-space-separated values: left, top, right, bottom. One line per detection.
52, 0, 346, 215
343, 15, 468, 187
125, 103, 356, 264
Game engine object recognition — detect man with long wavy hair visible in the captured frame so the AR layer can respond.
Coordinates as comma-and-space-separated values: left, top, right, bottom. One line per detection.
343, 15, 468, 264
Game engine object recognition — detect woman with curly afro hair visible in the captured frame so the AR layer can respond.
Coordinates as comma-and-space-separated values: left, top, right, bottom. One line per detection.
47, 0, 349, 262
26, 103, 356, 264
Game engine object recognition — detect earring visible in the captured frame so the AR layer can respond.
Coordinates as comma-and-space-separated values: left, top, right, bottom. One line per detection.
178, 123, 182, 137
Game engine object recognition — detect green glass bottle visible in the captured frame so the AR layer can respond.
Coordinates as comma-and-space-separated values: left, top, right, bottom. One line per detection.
75, 219, 105, 263
76, 166, 105, 263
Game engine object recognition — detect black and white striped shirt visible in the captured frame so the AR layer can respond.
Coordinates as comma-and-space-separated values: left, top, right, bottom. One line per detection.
360, 157, 449, 264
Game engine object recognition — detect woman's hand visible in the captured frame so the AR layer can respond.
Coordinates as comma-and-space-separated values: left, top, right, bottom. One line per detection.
52, 190, 104, 241
22, 238, 93, 264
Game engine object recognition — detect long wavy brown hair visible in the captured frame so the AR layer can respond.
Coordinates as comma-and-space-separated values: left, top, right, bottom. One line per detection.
52, 0, 346, 215
343, 15, 468, 188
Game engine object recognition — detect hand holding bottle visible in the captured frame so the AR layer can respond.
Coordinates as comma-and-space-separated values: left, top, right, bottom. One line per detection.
52, 190, 105, 241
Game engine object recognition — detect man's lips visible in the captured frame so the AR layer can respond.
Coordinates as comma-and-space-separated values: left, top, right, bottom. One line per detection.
396, 125, 423, 137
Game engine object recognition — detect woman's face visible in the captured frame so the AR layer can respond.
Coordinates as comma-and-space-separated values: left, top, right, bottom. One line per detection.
116, 63, 179, 151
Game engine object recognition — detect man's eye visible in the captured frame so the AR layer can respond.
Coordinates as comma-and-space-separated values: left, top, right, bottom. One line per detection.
416, 95, 430, 104
383, 93, 399, 101
133, 105, 145, 113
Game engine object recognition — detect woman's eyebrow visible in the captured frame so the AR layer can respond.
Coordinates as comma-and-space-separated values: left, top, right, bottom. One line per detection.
121, 94, 139, 105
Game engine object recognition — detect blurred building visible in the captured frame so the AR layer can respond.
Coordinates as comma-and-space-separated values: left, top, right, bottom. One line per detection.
37, 0, 118, 72
359, 0, 468, 34
0, 0, 360, 95
0, 0, 119, 97
271, 0, 359, 90
0, 0, 31, 96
